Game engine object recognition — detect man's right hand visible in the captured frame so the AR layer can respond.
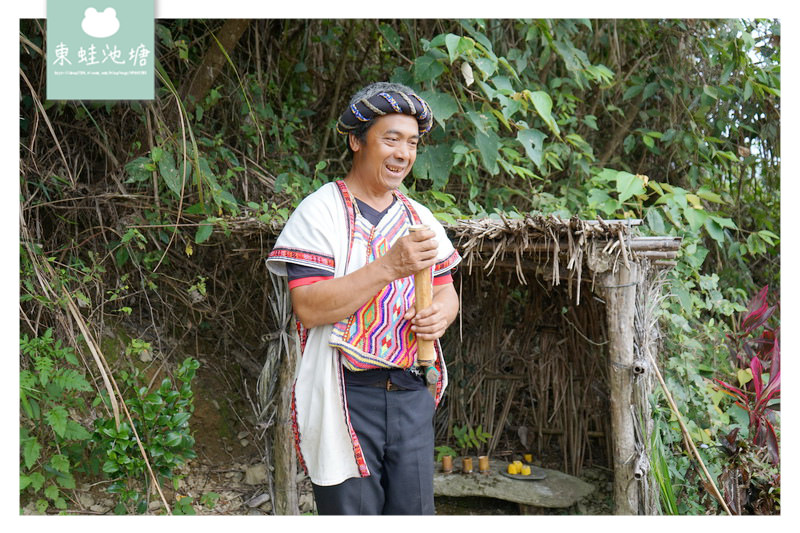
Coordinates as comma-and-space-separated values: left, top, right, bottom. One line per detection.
379, 228, 439, 280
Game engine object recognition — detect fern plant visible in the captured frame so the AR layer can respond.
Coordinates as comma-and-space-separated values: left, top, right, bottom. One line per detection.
20, 329, 94, 513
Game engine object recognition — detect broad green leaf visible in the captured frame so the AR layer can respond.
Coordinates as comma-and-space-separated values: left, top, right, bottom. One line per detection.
23, 437, 42, 469
516, 128, 546, 169
419, 91, 458, 130
672, 283, 693, 310
758, 230, 779, 245
412, 144, 454, 190
475, 130, 499, 175
686, 193, 703, 209
413, 54, 444, 83
643, 81, 659, 100
710, 215, 737, 230
623, 84, 643, 101
460, 20, 495, 59
164, 432, 183, 447
445, 34, 462, 63
102, 460, 120, 474
171, 412, 192, 427
491, 75, 514, 94
704, 216, 726, 244
63, 420, 92, 441
45, 406, 68, 438
50, 454, 70, 473
499, 95, 523, 121
527, 90, 560, 136
444, 34, 474, 64
684, 207, 709, 231
594, 168, 619, 184
615, 171, 646, 202
195, 220, 214, 244
475, 79, 497, 101
28, 472, 45, 492
474, 57, 496, 79
497, 57, 519, 81
695, 187, 724, 203
743, 79, 753, 101
685, 244, 709, 269
645, 207, 666, 234
434, 212, 458, 225
124, 157, 152, 184
184, 201, 205, 215
737, 368, 753, 387
44, 484, 59, 501
466, 110, 492, 133
378, 23, 401, 50
587, 189, 619, 215
56, 472, 75, 489
703, 84, 719, 100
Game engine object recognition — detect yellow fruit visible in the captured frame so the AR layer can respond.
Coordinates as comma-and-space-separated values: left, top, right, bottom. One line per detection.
507, 463, 518, 475
521, 465, 531, 476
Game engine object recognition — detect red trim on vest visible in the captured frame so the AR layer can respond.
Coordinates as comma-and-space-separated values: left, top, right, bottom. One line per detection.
433, 273, 453, 286
288, 276, 333, 289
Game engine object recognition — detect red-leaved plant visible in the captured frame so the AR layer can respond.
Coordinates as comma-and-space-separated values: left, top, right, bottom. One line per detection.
713, 286, 780, 465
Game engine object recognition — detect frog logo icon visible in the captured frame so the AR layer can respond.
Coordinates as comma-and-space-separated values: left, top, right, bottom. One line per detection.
81, 7, 120, 38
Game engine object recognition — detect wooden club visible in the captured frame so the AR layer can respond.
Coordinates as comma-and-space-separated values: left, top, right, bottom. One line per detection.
408, 224, 439, 386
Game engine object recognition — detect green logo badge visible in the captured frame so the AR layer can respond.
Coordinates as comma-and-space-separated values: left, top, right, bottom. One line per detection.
46, 1, 154, 100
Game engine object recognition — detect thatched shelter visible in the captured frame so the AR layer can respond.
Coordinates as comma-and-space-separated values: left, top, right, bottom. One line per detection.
440, 215, 680, 514
230, 211, 681, 515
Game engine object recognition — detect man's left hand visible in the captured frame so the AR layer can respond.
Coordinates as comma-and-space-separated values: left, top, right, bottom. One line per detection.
403, 283, 459, 341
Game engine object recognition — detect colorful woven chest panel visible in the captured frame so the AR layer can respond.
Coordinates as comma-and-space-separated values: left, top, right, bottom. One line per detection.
329, 202, 423, 371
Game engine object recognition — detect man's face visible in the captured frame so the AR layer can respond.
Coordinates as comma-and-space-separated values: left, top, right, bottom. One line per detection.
351, 113, 419, 192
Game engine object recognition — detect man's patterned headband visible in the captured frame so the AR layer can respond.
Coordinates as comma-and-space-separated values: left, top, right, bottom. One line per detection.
337, 91, 434, 137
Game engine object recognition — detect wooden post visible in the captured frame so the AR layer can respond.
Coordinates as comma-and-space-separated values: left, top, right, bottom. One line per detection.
271, 325, 299, 514
602, 262, 639, 515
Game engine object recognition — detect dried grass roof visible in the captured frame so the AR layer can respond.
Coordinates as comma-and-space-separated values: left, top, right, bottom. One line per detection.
227, 210, 679, 280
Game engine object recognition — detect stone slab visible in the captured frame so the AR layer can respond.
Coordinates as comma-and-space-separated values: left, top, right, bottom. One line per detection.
434, 459, 594, 508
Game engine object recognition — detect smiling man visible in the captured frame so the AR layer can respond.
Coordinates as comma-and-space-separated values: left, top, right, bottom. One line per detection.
266, 82, 461, 514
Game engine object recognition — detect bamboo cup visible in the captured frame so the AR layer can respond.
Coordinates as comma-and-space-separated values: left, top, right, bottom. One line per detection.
462, 457, 473, 474
442, 455, 453, 474
478, 455, 489, 475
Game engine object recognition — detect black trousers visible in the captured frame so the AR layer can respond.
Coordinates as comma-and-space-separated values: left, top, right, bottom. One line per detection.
311, 383, 436, 515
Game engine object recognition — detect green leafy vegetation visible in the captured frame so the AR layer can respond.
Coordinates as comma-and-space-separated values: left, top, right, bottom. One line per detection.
20, 329, 94, 514
93, 357, 199, 514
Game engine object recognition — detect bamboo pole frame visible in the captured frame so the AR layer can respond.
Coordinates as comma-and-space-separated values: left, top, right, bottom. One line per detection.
602, 262, 640, 515
272, 280, 300, 515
